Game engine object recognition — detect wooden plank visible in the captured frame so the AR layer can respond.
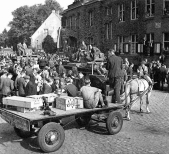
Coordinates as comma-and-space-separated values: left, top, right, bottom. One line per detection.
0, 110, 30, 131
0, 103, 124, 123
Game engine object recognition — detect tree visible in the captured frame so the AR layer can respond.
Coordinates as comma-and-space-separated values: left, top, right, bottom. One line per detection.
0, 29, 9, 48
8, 5, 42, 46
42, 35, 57, 53
37, 0, 63, 22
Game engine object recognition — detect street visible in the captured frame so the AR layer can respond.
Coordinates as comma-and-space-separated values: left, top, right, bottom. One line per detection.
0, 90, 169, 154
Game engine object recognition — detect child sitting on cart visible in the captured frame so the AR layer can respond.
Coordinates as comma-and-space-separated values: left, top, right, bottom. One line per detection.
80, 78, 107, 109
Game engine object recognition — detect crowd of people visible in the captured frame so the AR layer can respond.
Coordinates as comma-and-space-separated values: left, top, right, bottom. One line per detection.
0, 43, 168, 109
123, 57, 169, 91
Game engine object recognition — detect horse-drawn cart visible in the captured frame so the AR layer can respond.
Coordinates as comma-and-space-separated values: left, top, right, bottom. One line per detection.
0, 103, 124, 153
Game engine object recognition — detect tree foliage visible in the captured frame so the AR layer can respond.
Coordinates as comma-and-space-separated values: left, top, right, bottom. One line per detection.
0, 0, 63, 49
0, 29, 8, 47
42, 35, 57, 53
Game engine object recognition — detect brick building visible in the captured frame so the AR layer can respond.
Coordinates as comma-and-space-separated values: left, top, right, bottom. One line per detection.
61, 0, 169, 58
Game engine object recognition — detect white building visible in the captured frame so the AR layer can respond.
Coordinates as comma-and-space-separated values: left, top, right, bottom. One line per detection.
31, 10, 61, 49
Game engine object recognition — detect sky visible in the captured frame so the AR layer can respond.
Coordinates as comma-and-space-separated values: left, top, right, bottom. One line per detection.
0, 0, 74, 33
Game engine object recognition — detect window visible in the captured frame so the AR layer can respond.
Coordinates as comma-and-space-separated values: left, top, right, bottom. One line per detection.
131, 34, 138, 53
110, 22, 113, 39
70, 16, 73, 29
110, 7, 113, 14
44, 29, 49, 35
75, 17, 77, 29
106, 7, 109, 15
65, 18, 68, 28
106, 23, 109, 40
163, 33, 169, 51
118, 4, 125, 22
146, 33, 154, 47
89, 11, 94, 26
118, 36, 124, 53
145, 0, 155, 17
77, 13, 80, 28
163, 0, 169, 15
73, 16, 76, 29
131, 0, 138, 20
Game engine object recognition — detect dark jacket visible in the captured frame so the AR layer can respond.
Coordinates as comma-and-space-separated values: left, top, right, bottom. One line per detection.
64, 83, 78, 97
25, 81, 37, 96
106, 54, 123, 78
42, 83, 52, 94
16, 77, 25, 96
159, 66, 167, 82
51, 83, 59, 92
0, 78, 14, 96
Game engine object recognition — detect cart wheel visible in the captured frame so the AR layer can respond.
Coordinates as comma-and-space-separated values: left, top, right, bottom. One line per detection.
14, 127, 32, 138
38, 122, 65, 153
75, 115, 91, 127
106, 111, 123, 135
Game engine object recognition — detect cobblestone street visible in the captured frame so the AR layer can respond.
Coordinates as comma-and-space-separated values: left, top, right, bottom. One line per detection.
0, 90, 169, 154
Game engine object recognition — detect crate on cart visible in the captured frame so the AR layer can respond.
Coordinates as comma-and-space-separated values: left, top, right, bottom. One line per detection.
3, 96, 43, 113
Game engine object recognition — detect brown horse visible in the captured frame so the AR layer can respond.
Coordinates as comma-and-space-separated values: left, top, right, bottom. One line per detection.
123, 78, 153, 120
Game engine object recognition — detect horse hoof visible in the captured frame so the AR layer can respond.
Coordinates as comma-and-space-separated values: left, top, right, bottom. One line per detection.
140, 109, 143, 113
146, 111, 151, 114
126, 117, 130, 121
124, 116, 130, 121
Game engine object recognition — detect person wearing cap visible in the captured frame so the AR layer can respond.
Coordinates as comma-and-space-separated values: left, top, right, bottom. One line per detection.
24, 75, 37, 96
106, 48, 123, 104
137, 61, 152, 85
80, 78, 106, 109
63, 77, 78, 97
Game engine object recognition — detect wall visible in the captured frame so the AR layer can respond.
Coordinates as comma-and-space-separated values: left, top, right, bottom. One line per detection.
31, 10, 61, 49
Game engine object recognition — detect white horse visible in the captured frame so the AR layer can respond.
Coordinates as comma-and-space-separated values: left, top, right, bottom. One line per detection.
123, 78, 153, 120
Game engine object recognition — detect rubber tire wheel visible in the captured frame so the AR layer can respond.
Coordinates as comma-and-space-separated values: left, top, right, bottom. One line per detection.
75, 115, 91, 127
106, 111, 123, 135
38, 122, 65, 153
14, 127, 32, 138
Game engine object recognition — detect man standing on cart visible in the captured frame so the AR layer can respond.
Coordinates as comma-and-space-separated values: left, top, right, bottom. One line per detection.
106, 49, 123, 104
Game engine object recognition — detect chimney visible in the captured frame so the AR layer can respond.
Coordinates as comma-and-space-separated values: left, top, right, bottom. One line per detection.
52, 10, 55, 13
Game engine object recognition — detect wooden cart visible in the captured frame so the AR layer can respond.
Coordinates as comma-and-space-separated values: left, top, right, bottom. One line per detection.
0, 103, 124, 153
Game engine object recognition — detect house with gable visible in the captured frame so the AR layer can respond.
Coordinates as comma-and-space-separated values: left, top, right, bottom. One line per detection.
31, 10, 61, 50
